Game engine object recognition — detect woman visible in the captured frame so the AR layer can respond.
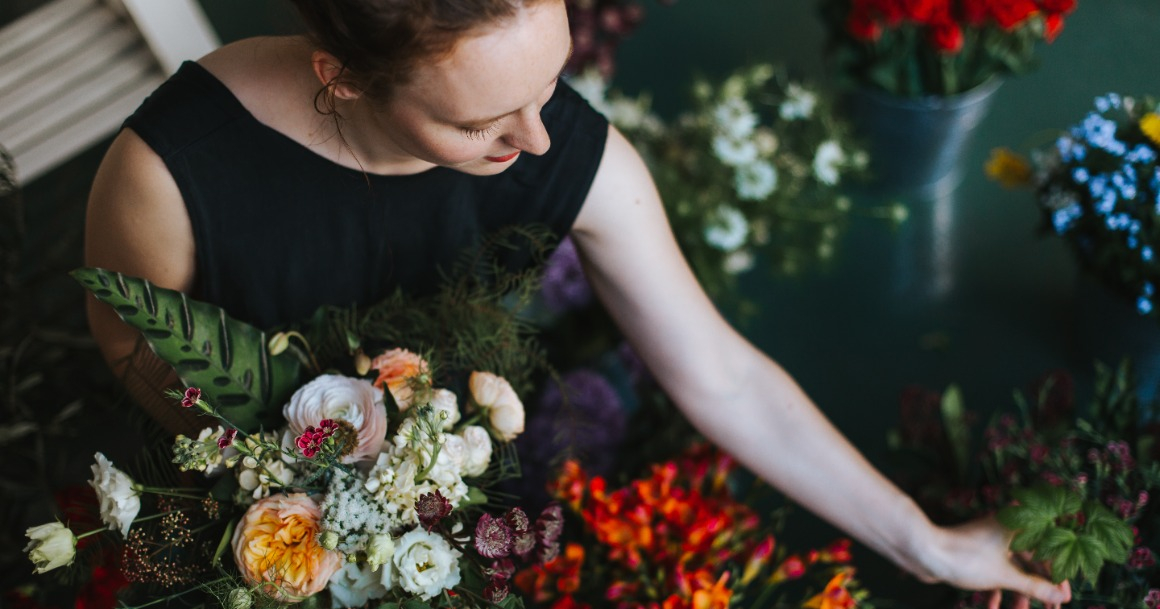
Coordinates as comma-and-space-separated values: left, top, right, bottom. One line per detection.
84, 1, 1070, 607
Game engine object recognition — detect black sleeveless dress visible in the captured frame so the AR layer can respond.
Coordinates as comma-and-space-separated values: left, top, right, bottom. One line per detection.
122, 61, 609, 330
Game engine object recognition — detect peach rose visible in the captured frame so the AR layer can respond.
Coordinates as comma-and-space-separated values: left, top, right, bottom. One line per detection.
468, 372, 524, 441
232, 493, 341, 602
371, 349, 429, 410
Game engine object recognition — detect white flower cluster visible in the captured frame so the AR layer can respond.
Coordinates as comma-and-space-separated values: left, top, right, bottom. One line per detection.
709, 68, 781, 207
224, 430, 297, 503
320, 469, 392, 554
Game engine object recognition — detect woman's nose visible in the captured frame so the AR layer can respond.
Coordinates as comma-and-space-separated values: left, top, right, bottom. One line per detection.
503, 107, 551, 156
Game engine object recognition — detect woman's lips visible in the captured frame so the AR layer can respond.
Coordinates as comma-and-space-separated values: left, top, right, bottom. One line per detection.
485, 151, 520, 163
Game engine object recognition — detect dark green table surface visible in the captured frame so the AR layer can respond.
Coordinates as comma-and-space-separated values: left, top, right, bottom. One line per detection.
7, 0, 1160, 606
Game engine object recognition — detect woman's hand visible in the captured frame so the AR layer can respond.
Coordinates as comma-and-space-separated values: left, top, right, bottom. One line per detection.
918, 516, 1072, 609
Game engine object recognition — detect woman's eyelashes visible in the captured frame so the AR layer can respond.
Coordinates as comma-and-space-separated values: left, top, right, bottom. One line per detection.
462, 121, 501, 140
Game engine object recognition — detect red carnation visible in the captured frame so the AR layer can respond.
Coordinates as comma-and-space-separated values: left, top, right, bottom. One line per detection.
846, 10, 882, 41
929, 19, 964, 53
1043, 13, 1065, 42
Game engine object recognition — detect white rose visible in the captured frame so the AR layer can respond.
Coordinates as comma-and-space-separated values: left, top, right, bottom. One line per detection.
366, 533, 396, 574
283, 375, 387, 463
460, 426, 492, 477
89, 453, 140, 536
328, 561, 388, 608
393, 529, 462, 600
469, 372, 525, 442
24, 522, 76, 574
430, 389, 461, 431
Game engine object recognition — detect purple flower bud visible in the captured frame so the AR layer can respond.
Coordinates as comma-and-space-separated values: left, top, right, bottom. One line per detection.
474, 513, 514, 559
416, 491, 452, 531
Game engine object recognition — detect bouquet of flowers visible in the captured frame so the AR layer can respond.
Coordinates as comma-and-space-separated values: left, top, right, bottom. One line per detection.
20, 259, 568, 609
819, 0, 1079, 96
569, 64, 900, 306
515, 443, 870, 609
887, 362, 1159, 608
987, 92, 1160, 318
564, 0, 671, 79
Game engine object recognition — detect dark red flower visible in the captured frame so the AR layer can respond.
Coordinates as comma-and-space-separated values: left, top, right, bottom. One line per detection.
1038, 0, 1076, 13
846, 10, 882, 41
535, 503, 564, 546
180, 387, 201, 408
217, 428, 238, 450
475, 513, 515, 559
484, 575, 510, 603
929, 20, 964, 53
416, 491, 453, 531
1043, 13, 1065, 42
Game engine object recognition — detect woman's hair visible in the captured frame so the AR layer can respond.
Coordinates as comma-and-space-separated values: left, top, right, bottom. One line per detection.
289, 0, 552, 113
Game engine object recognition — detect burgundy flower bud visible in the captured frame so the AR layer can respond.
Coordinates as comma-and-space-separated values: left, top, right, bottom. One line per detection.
416, 491, 453, 531
484, 558, 516, 579
538, 538, 560, 563
504, 507, 530, 533
535, 503, 564, 546
218, 428, 238, 450
474, 513, 514, 559
181, 387, 202, 408
484, 575, 510, 604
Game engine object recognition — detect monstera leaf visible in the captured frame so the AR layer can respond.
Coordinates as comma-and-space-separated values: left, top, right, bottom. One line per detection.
73, 267, 302, 431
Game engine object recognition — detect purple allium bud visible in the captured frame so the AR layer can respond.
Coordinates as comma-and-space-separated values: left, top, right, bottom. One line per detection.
474, 513, 514, 559
541, 237, 593, 314
416, 491, 453, 531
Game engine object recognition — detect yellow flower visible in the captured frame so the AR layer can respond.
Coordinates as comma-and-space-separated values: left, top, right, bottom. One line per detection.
232, 493, 341, 602
803, 569, 858, 609
1140, 112, 1160, 146
984, 148, 1033, 189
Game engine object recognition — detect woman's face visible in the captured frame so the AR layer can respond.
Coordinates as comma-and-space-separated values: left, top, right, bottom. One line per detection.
376, 1, 572, 176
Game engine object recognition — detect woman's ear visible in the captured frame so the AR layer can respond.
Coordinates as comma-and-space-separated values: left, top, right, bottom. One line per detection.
310, 50, 361, 101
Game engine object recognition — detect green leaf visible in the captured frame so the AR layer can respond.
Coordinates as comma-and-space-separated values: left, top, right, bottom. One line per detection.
1009, 523, 1050, 553
1035, 527, 1077, 562
1074, 534, 1106, 584
1083, 503, 1134, 563
73, 267, 302, 431
401, 599, 433, 609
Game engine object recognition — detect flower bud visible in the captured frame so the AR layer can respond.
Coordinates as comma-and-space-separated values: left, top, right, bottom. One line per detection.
366, 533, 395, 572
24, 522, 77, 574
226, 588, 253, 609
318, 530, 340, 551
354, 351, 372, 376
267, 332, 290, 356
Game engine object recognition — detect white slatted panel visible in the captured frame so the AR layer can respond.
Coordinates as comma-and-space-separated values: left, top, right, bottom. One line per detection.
0, 0, 218, 183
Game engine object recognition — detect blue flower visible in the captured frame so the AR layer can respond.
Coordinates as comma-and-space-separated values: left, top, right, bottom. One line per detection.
1072, 167, 1090, 184
1127, 144, 1157, 164
1094, 94, 1122, 113
1079, 113, 1127, 156
1144, 247, 1155, 262
1128, 236, 1139, 249
1138, 296, 1153, 315
1089, 174, 1109, 200
1144, 281, 1155, 296
1113, 170, 1138, 200
1106, 213, 1132, 231
1096, 191, 1118, 215
1056, 136, 1087, 163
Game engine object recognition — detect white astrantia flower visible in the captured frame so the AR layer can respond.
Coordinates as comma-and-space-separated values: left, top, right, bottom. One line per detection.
712, 96, 759, 140
723, 249, 756, 275
813, 140, 846, 185
329, 561, 389, 608
780, 83, 818, 120
704, 206, 749, 252
89, 453, 140, 537
734, 160, 779, 201
712, 135, 759, 168
393, 529, 462, 600
429, 389, 460, 431
24, 522, 76, 574
459, 425, 492, 477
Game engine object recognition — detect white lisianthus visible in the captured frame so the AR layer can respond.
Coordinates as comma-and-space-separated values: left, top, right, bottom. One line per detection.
704, 206, 749, 252
712, 97, 758, 140
779, 83, 818, 120
366, 533, 396, 574
328, 561, 389, 608
734, 161, 778, 201
283, 374, 387, 463
469, 372, 524, 442
393, 529, 462, 600
430, 389, 461, 431
24, 522, 76, 574
712, 135, 759, 167
459, 426, 492, 477
813, 140, 846, 186
89, 453, 140, 537
723, 249, 756, 274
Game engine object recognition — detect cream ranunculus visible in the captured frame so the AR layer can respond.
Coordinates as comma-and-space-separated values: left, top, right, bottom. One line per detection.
468, 372, 524, 442
24, 522, 76, 574
392, 529, 462, 600
459, 426, 492, 477
283, 375, 387, 464
430, 389, 461, 431
89, 453, 141, 537
232, 493, 342, 602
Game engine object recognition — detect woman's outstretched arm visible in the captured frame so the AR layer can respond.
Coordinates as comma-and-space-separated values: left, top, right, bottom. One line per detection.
571, 125, 1071, 609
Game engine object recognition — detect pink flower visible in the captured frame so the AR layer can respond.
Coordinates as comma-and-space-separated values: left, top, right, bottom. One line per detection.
474, 513, 514, 559
416, 491, 453, 531
181, 387, 201, 408
283, 375, 386, 464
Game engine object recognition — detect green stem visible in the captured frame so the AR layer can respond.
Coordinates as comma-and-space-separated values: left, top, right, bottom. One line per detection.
129, 509, 186, 525
212, 519, 237, 567
134, 486, 207, 501
117, 577, 229, 609
75, 527, 107, 540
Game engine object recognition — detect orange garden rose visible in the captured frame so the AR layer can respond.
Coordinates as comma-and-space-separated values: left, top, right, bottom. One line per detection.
231, 493, 341, 602
371, 348, 429, 409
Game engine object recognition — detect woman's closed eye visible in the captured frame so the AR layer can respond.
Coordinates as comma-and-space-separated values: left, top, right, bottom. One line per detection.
462, 121, 501, 140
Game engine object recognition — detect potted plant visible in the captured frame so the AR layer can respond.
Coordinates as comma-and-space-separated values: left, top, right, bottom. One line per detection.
819, 0, 1078, 195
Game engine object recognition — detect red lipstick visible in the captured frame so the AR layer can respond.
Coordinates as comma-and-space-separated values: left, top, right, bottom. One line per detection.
485, 151, 520, 163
